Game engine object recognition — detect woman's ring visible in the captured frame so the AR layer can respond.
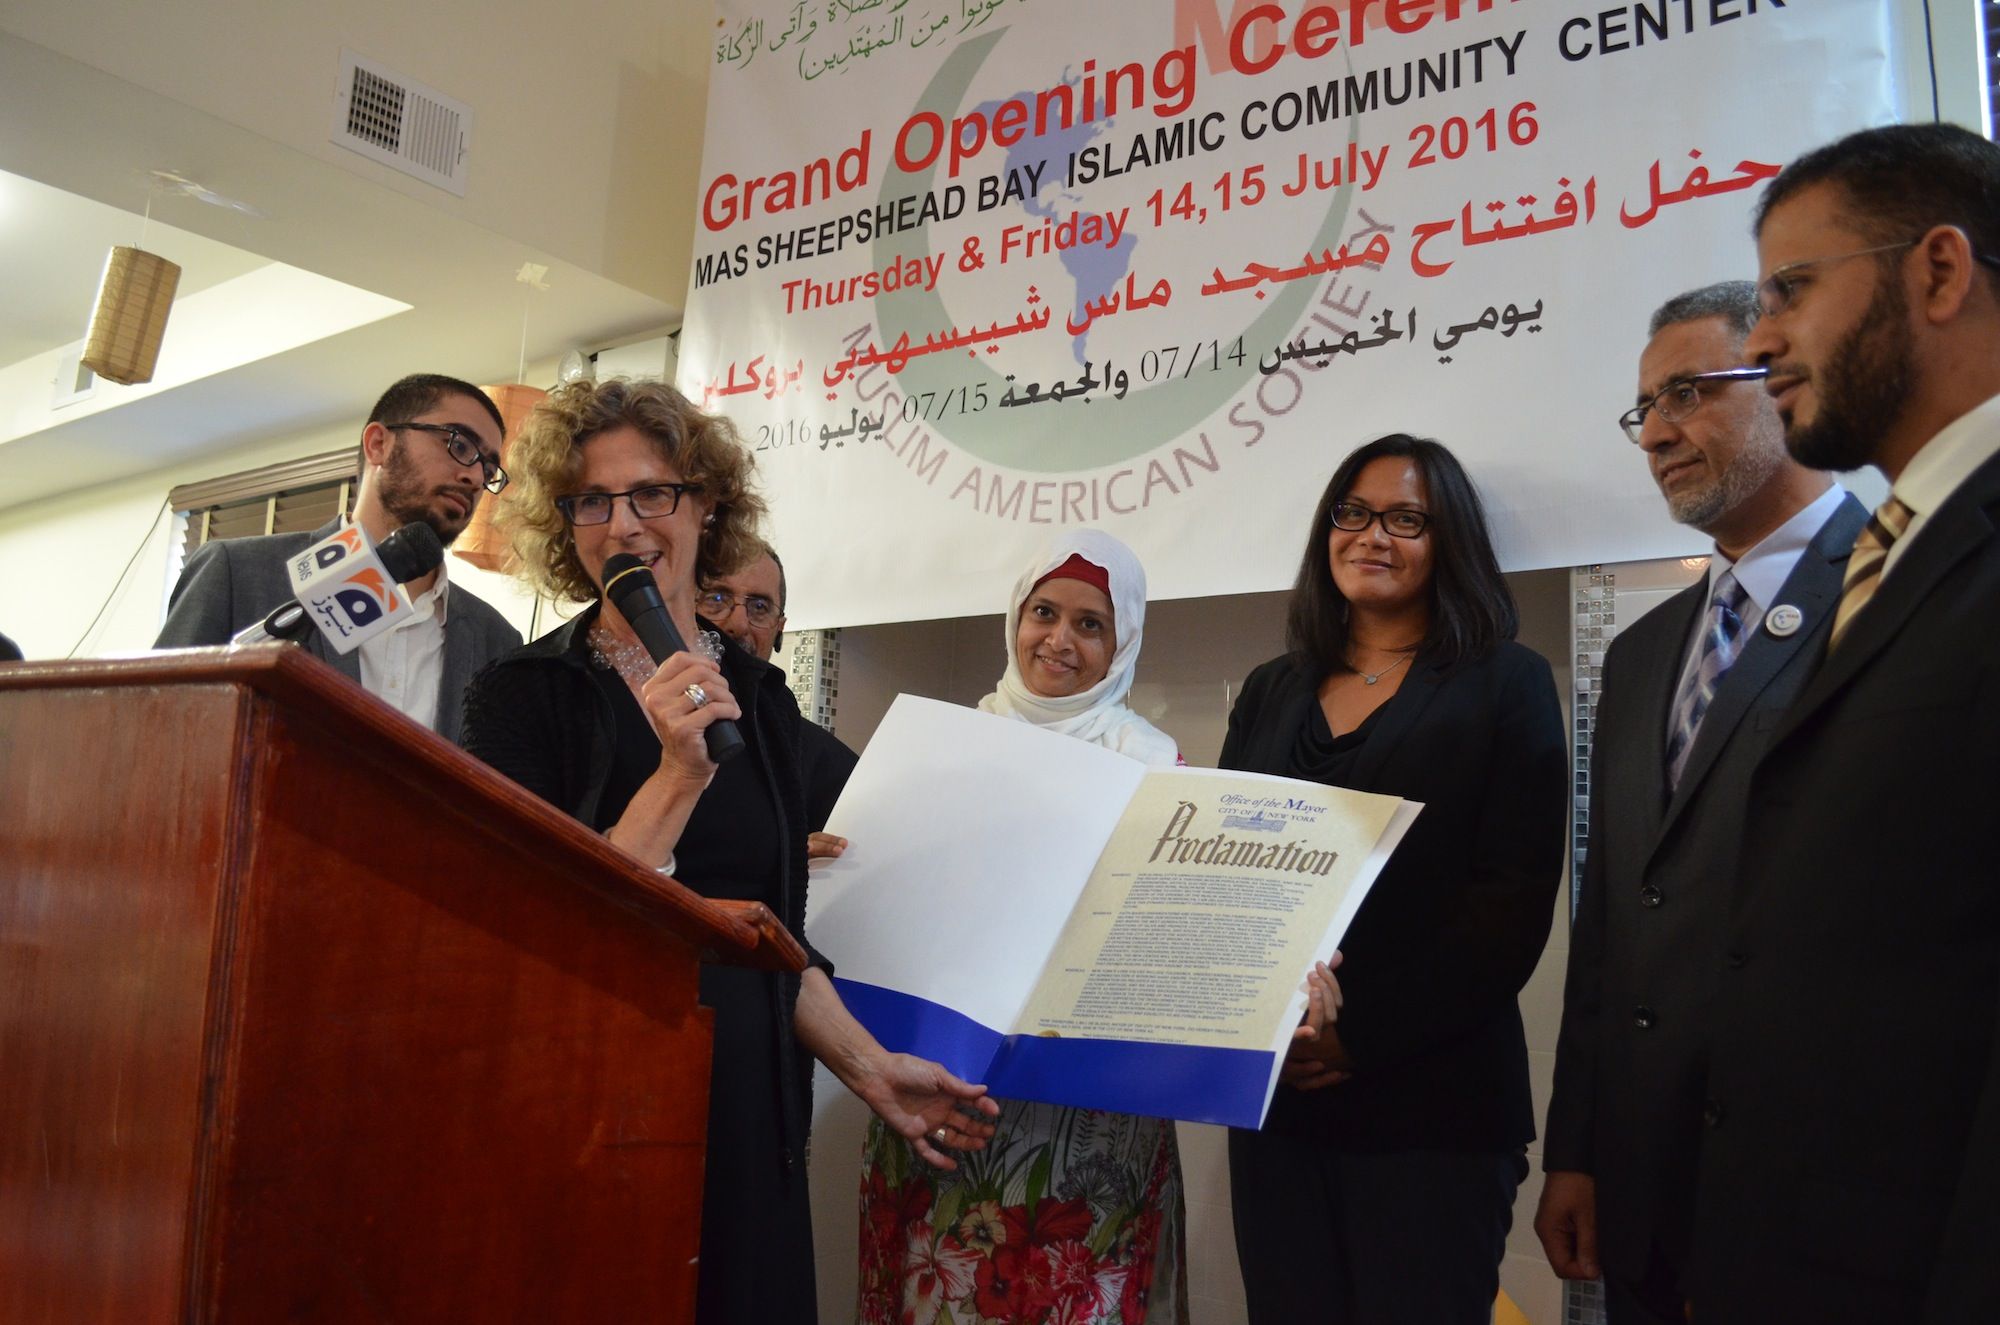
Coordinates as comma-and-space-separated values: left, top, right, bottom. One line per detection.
933, 1126, 950, 1145
684, 683, 710, 709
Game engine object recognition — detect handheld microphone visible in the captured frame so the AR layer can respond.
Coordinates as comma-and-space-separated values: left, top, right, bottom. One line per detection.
601, 552, 746, 764
232, 522, 445, 650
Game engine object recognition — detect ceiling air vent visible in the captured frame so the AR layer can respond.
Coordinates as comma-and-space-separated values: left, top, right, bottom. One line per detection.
330, 50, 472, 197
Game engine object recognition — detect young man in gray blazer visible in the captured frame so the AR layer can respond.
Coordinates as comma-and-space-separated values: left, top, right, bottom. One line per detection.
155, 373, 522, 743
1536, 282, 1865, 1322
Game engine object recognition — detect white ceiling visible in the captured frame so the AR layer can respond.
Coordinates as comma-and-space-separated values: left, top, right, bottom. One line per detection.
0, 30, 684, 515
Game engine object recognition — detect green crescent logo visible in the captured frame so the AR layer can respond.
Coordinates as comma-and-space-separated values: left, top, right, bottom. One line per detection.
869, 28, 1358, 472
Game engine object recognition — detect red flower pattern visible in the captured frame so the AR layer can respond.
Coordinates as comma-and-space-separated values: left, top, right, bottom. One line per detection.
857, 1109, 1184, 1324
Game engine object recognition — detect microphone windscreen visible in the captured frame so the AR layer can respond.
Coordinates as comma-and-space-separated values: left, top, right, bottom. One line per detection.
377, 522, 446, 584
602, 553, 661, 614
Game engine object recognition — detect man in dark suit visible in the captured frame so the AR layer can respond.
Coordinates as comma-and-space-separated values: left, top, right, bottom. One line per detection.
699, 538, 858, 851
155, 373, 521, 743
1681, 123, 2000, 1323
1536, 281, 1865, 1322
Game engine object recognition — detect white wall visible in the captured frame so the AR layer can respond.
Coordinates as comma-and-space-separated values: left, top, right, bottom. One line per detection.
0, 430, 323, 660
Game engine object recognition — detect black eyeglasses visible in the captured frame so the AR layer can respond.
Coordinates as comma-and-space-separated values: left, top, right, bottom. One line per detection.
1331, 500, 1430, 539
699, 589, 779, 627
555, 482, 704, 526
391, 421, 508, 493
1618, 367, 1770, 444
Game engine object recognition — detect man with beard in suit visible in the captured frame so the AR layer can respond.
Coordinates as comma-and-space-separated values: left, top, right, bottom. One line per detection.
1689, 121, 2000, 1322
156, 373, 521, 742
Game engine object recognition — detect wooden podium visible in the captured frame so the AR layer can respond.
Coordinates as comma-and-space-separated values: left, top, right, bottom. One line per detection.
0, 650, 803, 1323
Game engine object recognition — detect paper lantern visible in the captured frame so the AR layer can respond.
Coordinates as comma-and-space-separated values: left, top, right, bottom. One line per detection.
80, 246, 181, 386
452, 383, 547, 570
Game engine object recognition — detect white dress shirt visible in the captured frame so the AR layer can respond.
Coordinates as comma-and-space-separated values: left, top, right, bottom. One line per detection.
1667, 483, 1850, 731
1884, 388, 2000, 580
357, 558, 450, 730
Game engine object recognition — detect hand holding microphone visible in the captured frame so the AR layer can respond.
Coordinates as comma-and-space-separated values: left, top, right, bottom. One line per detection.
602, 552, 746, 765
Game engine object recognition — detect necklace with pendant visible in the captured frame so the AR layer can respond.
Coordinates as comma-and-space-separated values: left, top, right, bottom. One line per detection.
1351, 649, 1415, 686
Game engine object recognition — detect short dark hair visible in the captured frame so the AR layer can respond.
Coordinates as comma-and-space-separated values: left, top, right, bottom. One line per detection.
366, 374, 506, 435
1649, 280, 1761, 339
757, 538, 789, 613
1286, 434, 1517, 673
1755, 124, 2000, 294
755, 538, 787, 653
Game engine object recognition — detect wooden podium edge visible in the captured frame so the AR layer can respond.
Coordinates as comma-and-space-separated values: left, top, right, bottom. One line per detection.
0, 648, 807, 973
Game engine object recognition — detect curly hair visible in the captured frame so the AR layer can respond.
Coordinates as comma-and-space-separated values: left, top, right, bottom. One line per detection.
500, 378, 766, 604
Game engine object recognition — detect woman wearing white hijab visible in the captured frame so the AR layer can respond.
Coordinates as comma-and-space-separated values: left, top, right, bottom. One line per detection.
855, 529, 1187, 1325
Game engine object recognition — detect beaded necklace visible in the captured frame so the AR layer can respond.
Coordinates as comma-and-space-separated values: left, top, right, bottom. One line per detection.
586, 620, 723, 687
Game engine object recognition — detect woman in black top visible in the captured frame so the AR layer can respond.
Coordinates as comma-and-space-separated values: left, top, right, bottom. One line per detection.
1221, 435, 1566, 1324
459, 379, 997, 1324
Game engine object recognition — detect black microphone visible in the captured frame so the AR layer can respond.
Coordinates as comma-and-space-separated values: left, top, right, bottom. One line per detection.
231, 522, 446, 647
601, 552, 745, 764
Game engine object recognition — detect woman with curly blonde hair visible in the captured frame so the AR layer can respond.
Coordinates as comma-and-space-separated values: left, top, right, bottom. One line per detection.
460, 378, 997, 1324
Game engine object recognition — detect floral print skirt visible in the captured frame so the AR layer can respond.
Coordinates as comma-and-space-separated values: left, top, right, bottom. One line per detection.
857, 1100, 1187, 1325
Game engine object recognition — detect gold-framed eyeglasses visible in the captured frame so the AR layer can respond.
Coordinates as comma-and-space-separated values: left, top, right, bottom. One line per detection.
1756, 231, 2000, 319
1754, 240, 1919, 319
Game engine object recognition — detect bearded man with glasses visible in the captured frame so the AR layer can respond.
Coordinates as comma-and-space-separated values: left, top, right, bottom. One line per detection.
155, 373, 522, 741
1671, 122, 2000, 1323
1537, 281, 1864, 1324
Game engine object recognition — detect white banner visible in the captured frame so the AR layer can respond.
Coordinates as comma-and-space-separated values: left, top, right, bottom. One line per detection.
682, 0, 1898, 629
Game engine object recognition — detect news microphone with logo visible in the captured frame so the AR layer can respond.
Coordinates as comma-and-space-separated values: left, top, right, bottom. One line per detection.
232, 522, 445, 650
601, 552, 745, 764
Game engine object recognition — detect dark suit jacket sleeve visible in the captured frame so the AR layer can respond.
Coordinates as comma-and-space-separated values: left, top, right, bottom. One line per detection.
800, 724, 859, 833
1926, 683, 2000, 1320
154, 539, 241, 647
1544, 723, 1608, 1174
1927, 980, 2000, 1318
1336, 648, 1568, 1069
459, 659, 570, 809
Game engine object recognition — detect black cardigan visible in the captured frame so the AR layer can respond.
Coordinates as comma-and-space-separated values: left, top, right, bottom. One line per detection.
1221, 642, 1567, 1152
457, 603, 839, 1168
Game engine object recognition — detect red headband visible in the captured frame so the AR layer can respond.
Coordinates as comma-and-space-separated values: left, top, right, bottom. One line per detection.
1031, 553, 1111, 598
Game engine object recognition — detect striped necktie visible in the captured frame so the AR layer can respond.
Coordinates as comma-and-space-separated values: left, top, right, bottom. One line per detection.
1666, 571, 1749, 788
1828, 496, 1914, 652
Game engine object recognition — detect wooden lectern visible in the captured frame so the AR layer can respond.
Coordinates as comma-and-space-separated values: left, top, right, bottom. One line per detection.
0, 650, 804, 1323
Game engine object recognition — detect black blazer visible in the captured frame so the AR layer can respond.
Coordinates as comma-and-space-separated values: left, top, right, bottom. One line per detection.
153, 518, 522, 744
1690, 451, 2000, 1323
458, 604, 834, 1170
1221, 640, 1567, 1151
1545, 494, 1866, 1279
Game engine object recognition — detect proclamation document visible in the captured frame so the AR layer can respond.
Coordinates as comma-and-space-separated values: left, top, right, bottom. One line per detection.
807, 696, 1419, 1126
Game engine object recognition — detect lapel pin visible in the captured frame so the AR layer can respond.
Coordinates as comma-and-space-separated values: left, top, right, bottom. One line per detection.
1766, 603, 1804, 637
